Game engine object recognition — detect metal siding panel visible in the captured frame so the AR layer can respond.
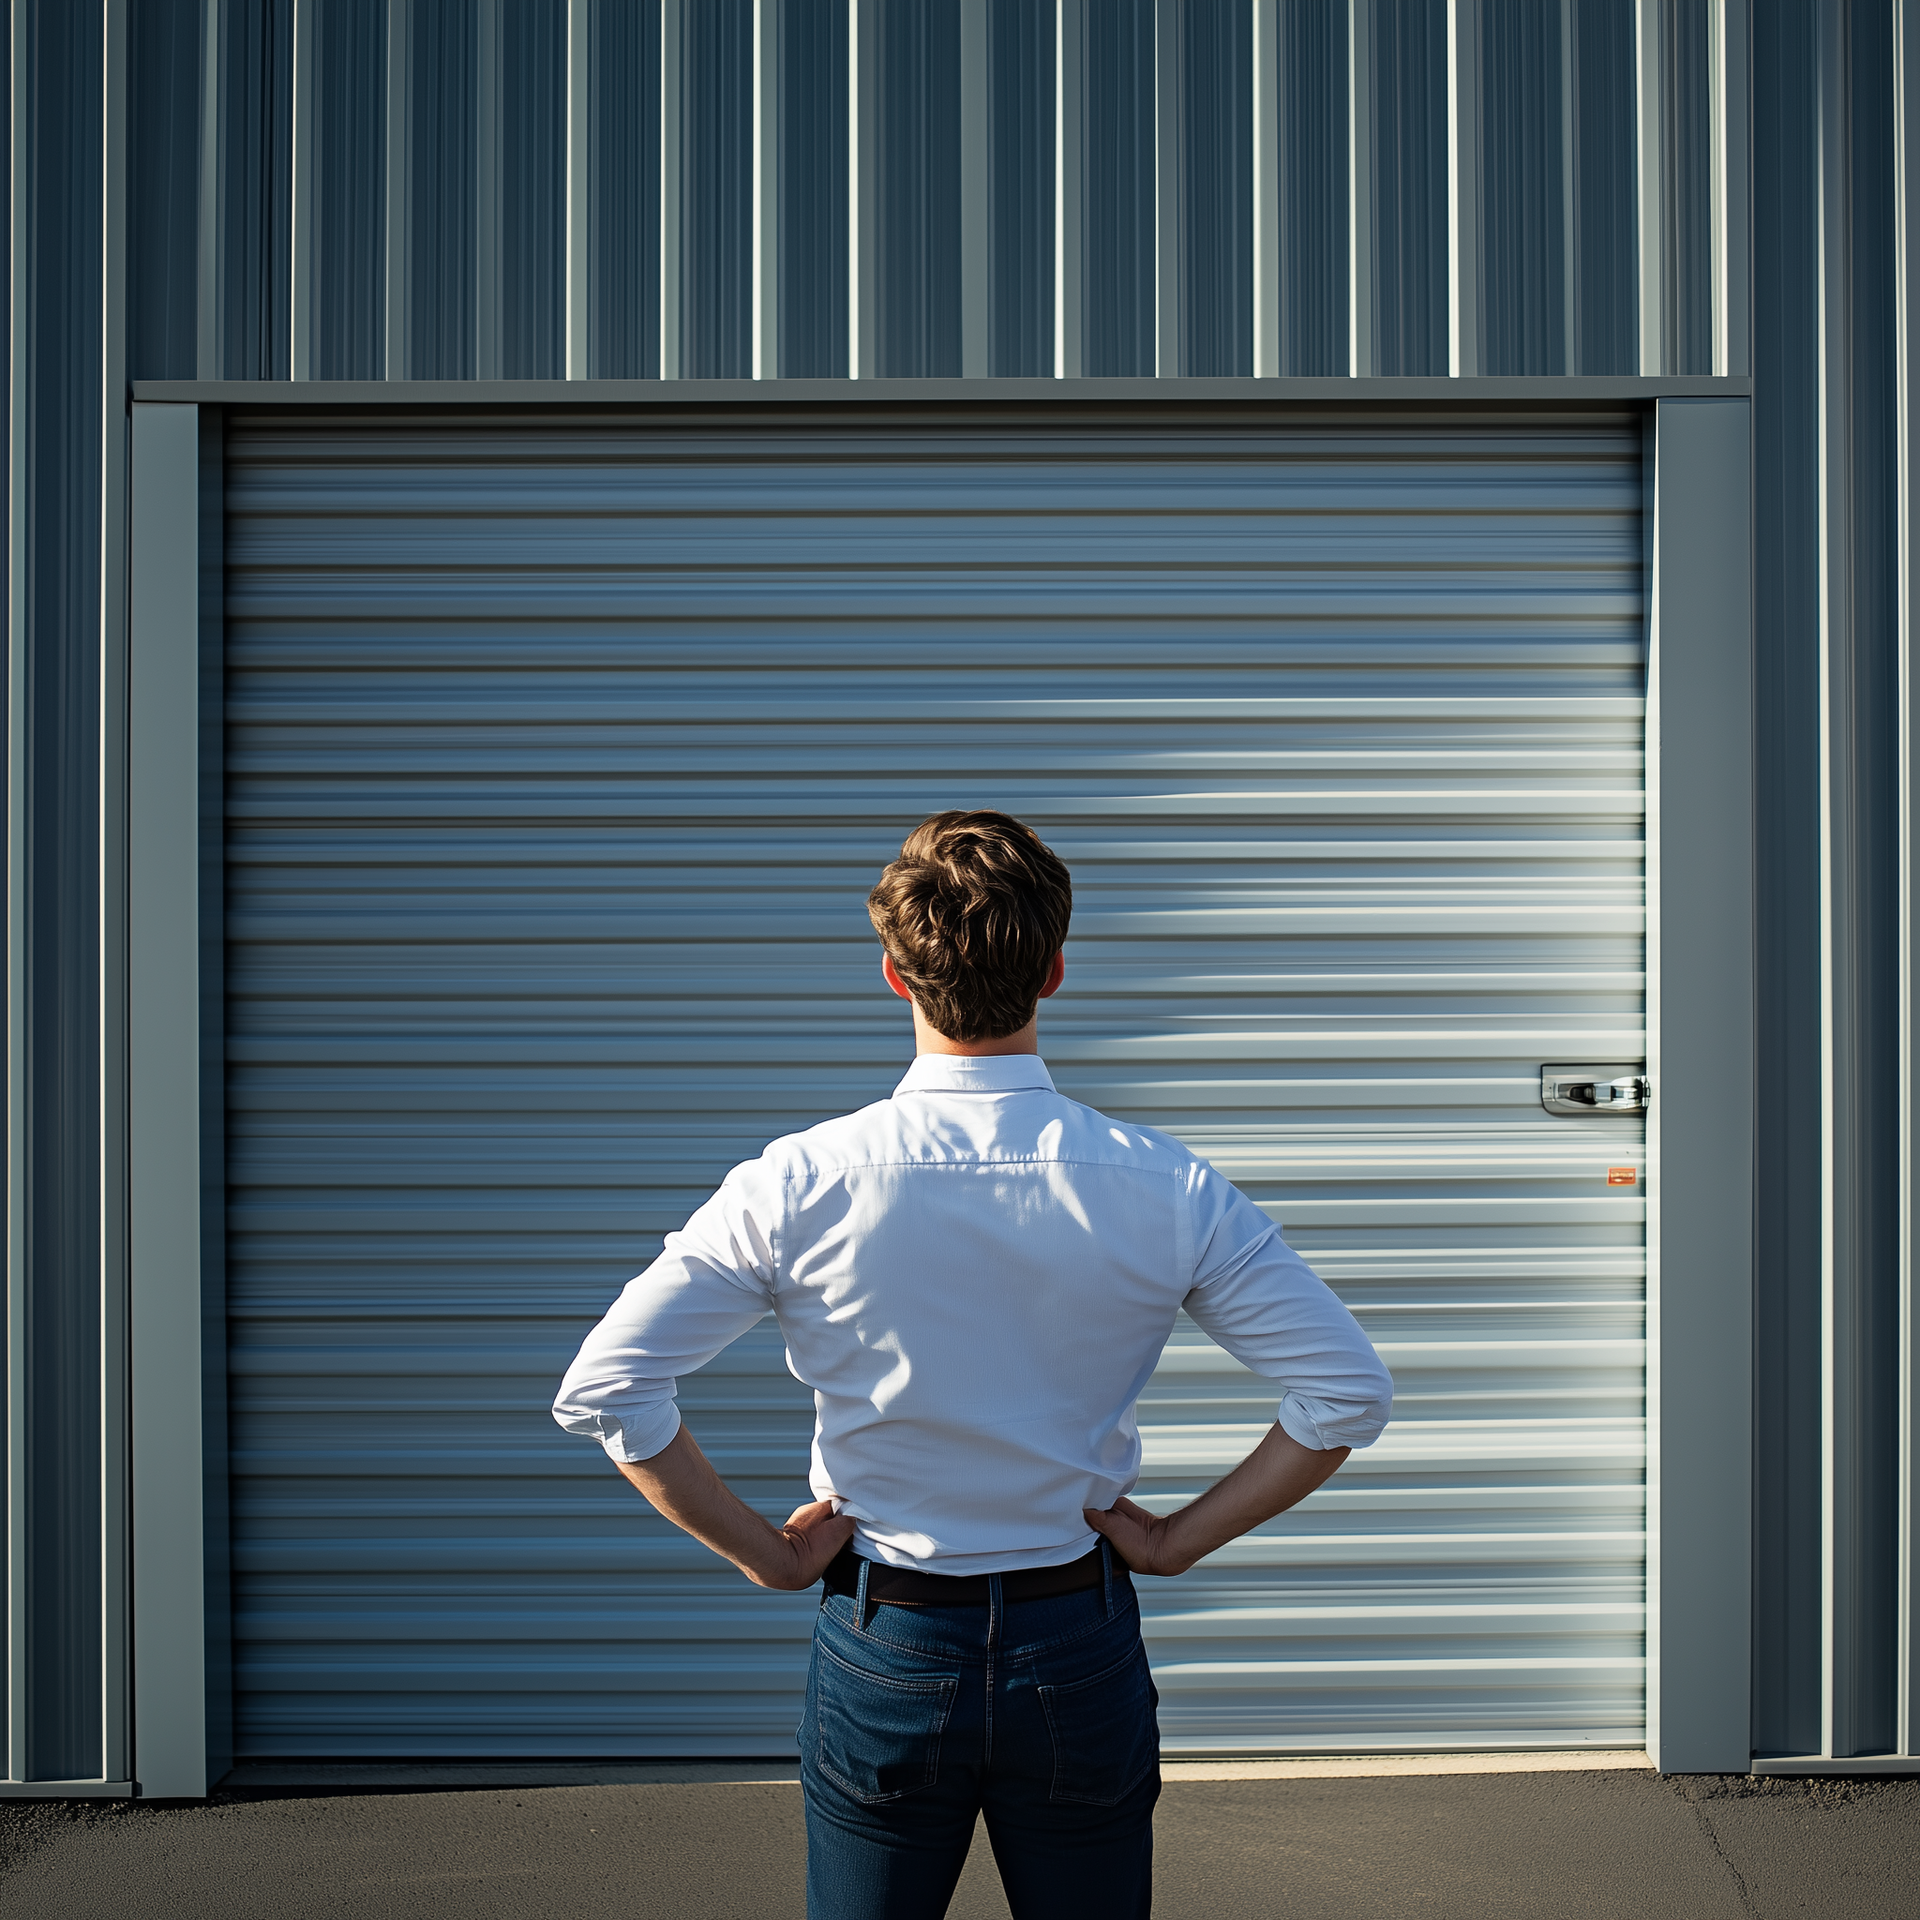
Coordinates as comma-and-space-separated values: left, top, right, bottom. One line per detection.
119, 4, 1768, 405
778, 0, 849, 378
1480, 0, 1567, 376
1659, 0, 1713, 377
129, 401, 221, 1798
403, 0, 476, 381
307, 0, 386, 382
960, 0, 986, 378
679, 0, 752, 380
1825, 0, 1903, 1760
1370, 0, 1449, 377
1750, 0, 1824, 1762
201, 408, 236, 1781
212, 0, 295, 383
127, 0, 201, 381
1568, 0, 1638, 376
99, 0, 132, 1788
986, 0, 1052, 378
223, 408, 1646, 1757
875, 0, 962, 378
11, 0, 107, 1785
1276, 0, 1348, 378
584, 0, 661, 380
1081, 0, 1155, 377
1646, 397, 1756, 1774
1178, 0, 1252, 378
1900, 0, 1920, 1769
497, 0, 566, 380
113, 4, 1772, 403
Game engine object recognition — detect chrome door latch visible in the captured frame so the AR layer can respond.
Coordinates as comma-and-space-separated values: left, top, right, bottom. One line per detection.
1540, 1064, 1651, 1116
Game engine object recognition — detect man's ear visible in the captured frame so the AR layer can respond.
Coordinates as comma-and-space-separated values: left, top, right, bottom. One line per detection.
1038, 951, 1066, 1000
881, 952, 916, 1001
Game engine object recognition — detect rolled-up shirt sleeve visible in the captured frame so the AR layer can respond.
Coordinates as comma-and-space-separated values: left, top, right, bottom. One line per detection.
1181, 1160, 1393, 1451
553, 1156, 782, 1463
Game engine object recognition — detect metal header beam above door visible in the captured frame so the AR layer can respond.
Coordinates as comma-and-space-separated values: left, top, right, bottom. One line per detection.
132, 375, 1751, 408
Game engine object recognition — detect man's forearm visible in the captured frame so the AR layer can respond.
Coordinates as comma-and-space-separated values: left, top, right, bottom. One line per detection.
615, 1424, 852, 1591
1159, 1423, 1348, 1568
1086, 1422, 1350, 1576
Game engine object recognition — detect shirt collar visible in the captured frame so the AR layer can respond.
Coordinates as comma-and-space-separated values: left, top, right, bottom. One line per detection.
894, 1053, 1057, 1096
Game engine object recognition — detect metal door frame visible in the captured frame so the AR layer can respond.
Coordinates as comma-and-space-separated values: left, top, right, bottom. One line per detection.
118, 385, 1755, 1794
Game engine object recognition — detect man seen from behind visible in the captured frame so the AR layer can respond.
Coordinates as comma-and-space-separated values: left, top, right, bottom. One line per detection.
554, 809, 1394, 1920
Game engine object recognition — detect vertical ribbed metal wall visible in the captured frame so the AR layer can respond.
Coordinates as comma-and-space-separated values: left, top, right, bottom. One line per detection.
1568, 0, 1639, 376
1747, 0, 1918, 1771
123, 0, 1750, 384
1758, 0, 1920, 1766
1268, 0, 1346, 375
776, 0, 847, 376
9, 0, 122, 1792
577, 0, 660, 381
11, 0, 1920, 1788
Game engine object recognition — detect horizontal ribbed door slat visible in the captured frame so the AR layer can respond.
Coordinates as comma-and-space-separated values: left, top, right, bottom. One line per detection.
225, 408, 1644, 1756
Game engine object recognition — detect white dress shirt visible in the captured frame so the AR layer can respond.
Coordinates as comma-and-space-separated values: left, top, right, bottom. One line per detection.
553, 1053, 1393, 1575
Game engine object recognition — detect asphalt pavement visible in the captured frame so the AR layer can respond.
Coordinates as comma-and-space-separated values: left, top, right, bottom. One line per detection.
3, 1767, 1916, 1919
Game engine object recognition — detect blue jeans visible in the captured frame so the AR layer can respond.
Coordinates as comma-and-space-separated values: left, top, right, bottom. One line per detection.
799, 1545, 1160, 1920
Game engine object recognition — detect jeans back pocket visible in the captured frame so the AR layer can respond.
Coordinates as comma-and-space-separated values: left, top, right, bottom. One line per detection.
1037, 1637, 1160, 1806
810, 1636, 960, 1805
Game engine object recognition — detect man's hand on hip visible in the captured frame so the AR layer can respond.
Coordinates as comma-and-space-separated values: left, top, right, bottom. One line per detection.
759, 1498, 857, 1591
1079, 1496, 1193, 1576
616, 1425, 854, 1590
1085, 1422, 1351, 1576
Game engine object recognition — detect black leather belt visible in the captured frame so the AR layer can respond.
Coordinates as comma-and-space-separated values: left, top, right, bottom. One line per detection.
823, 1542, 1127, 1609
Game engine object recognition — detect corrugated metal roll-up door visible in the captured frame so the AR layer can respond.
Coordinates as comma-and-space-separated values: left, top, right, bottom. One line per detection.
225, 408, 1646, 1758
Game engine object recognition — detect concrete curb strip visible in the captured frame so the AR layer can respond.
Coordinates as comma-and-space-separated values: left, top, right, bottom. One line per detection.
1159, 1750, 1655, 1780
215, 1750, 1657, 1793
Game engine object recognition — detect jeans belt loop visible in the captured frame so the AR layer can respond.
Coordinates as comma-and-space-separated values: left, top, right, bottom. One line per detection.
1099, 1535, 1114, 1619
855, 1551, 872, 1632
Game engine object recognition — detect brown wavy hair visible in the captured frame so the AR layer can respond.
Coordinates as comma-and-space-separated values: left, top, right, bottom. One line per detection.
866, 811, 1073, 1042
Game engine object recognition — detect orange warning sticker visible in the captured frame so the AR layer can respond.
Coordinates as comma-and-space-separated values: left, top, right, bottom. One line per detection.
1607, 1167, 1638, 1186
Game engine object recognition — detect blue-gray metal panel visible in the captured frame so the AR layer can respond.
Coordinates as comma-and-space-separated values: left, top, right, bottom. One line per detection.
9, 0, 110, 1786
495, 0, 564, 380
1822, 0, 1902, 1761
679, 0, 751, 379
1658, 0, 1713, 378
308, 0, 385, 381
1480, 0, 1567, 376
129, 401, 229, 1799
222, 408, 1646, 1757
404, 0, 476, 381
874, 0, 961, 378
214, 0, 295, 382
1081, 0, 1155, 377
582, 0, 661, 381
986, 0, 1051, 378
1276, 0, 1348, 377
1646, 398, 1754, 1775
1369, 0, 1448, 377
40, 0, 1914, 1796
777, 0, 848, 379
200, 408, 235, 1783
1750, 0, 1823, 1764
1568, 0, 1638, 376
1176, 0, 1252, 378
123, 0, 1749, 404
127, 0, 199, 381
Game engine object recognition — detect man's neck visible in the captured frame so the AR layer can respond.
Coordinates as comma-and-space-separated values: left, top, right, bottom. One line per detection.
909, 1008, 1040, 1057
